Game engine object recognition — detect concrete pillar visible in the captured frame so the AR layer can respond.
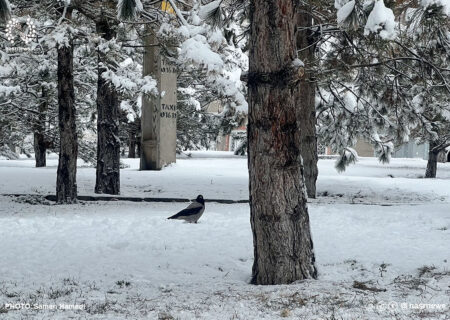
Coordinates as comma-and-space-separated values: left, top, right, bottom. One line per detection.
140, 29, 177, 170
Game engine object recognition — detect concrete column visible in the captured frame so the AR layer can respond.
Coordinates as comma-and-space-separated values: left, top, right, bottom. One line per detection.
140, 29, 177, 170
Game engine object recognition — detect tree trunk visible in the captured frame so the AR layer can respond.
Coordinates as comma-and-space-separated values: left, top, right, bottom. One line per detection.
136, 117, 141, 158
136, 137, 141, 158
248, 0, 317, 285
34, 133, 46, 167
425, 141, 438, 178
56, 38, 78, 204
128, 131, 136, 158
297, 7, 318, 198
128, 121, 137, 158
95, 20, 120, 195
34, 88, 48, 167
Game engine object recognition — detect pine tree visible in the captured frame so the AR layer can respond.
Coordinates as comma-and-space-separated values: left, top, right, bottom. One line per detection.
296, 3, 318, 198
315, 0, 449, 178
94, 18, 121, 195
55, 4, 78, 204
248, 0, 317, 285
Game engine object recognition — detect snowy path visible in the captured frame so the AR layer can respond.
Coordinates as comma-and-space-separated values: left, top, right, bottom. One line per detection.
0, 153, 449, 319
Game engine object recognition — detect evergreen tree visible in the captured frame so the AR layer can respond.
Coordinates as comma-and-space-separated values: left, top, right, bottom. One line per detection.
248, 0, 317, 285
317, 0, 449, 177
55, 4, 78, 204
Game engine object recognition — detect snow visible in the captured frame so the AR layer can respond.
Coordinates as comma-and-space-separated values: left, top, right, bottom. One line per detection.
337, 0, 355, 24
421, 0, 450, 15
1, 153, 450, 202
50, 25, 73, 49
0, 84, 19, 97
343, 90, 358, 111
364, 0, 397, 40
101, 71, 157, 97
292, 58, 305, 67
199, 0, 221, 20
0, 153, 449, 319
159, 9, 247, 113
335, 0, 351, 9
179, 35, 224, 72
102, 70, 136, 92
140, 75, 158, 96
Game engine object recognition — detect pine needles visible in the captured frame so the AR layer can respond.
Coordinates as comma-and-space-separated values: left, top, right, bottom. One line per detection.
335, 147, 358, 172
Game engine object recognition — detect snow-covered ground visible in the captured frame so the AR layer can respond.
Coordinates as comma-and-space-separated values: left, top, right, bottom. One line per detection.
0, 152, 449, 319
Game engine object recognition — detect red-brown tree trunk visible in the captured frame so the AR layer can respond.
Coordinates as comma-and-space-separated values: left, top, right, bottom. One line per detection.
248, 0, 317, 285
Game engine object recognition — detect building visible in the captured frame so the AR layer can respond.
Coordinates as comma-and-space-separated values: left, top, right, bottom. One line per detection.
336, 138, 450, 162
206, 101, 247, 152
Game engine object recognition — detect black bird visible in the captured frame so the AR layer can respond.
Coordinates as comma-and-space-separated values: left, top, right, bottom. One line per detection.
167, 195, 205, 223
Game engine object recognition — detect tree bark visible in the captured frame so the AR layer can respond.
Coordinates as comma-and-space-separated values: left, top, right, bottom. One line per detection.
56, 38, 78, 204
128, 130, 136, 158
33, 133, 46, 167
95, 20, 120, 195
248, 0, 317, 285
128, 120, 138, 158
296, 7, 318, 198
425, 141, 438, 178
136, 134, 141, 158
34, 88, 48, 167
135, 116, 141, 158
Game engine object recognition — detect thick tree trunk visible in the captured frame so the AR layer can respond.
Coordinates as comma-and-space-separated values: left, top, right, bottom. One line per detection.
297, 7, 318, 198
56, 39, 78, 204
248, 0, 317, 285
425, 141, 438, 178
95, 20, 120, 195
34, 88, 48, 167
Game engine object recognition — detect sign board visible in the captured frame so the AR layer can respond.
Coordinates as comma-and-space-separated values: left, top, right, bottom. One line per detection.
140, 31, 177, 170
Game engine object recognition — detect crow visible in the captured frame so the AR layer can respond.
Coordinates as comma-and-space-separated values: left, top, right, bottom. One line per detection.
167, 195, 205, 223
